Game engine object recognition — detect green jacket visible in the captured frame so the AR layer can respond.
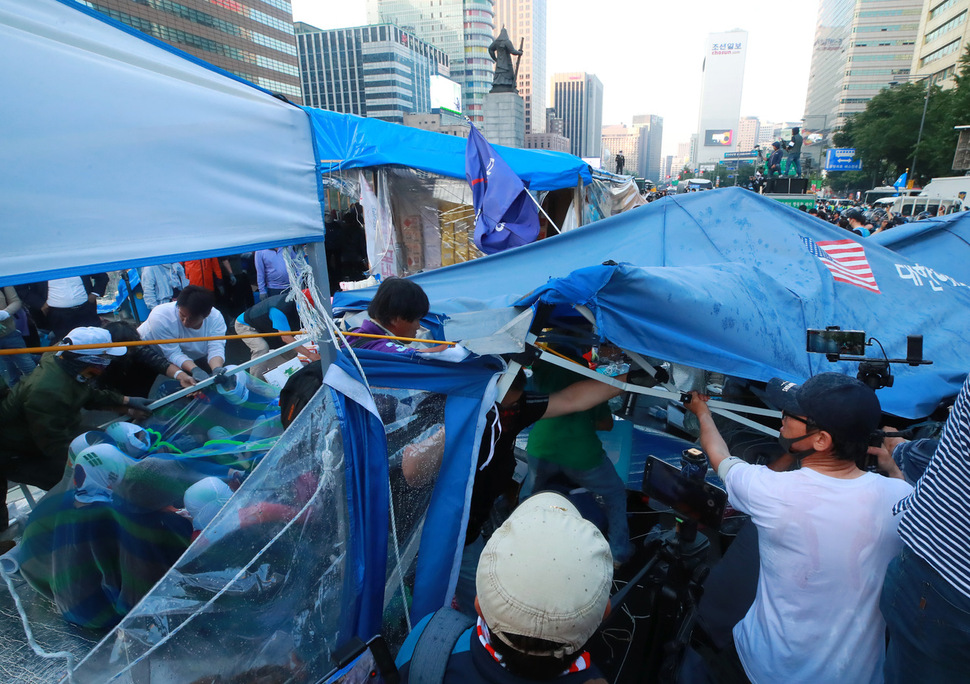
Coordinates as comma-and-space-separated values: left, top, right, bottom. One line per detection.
0, 354, 124, 464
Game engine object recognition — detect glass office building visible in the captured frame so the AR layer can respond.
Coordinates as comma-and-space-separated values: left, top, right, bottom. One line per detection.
78, 0, 302, 102
296, 22, 451, 124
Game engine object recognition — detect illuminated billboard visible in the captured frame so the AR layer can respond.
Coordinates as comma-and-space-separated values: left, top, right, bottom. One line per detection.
430, 75, 462, 115
705, 129, 733, 146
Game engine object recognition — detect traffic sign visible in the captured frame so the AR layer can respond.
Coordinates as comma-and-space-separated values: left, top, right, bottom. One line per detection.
824, 148, 863, 171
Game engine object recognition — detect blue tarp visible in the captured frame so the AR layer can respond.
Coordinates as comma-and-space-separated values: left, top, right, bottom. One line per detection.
302, 107, 592, 191
328, 349, 502, 633
870, 211, 970, 285
335, 188, 970, 418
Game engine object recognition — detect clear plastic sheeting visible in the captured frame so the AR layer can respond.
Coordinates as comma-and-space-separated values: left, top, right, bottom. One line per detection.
66, 385, 340, 683
374, 387, 446, 650
1, 376, 283, 682
333, 168, 484, 280
585, 178, 646, 223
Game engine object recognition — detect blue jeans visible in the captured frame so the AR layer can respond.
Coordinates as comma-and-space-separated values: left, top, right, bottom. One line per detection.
454, 534, 485, 618
0, 330, 36, 387
788, 153, 801, 177
529, 453, 633, 563
881, 544, 970, 683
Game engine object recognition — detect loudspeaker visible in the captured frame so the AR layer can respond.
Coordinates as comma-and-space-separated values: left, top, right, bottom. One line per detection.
789, 178, 808, 194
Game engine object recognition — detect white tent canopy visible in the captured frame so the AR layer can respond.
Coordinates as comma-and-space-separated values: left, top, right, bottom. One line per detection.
0, 0, 325, 287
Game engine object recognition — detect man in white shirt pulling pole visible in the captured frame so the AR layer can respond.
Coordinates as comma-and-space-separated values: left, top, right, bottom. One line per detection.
683, 373, 912, 684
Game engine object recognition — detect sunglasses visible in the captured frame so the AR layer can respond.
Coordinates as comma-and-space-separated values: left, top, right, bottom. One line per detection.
782, 411, 817, 430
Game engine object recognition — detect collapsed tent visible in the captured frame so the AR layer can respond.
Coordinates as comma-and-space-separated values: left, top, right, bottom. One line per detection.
36, 349, 501, 682
335, 188, 970, 418
870, 210, 970, 286
0, 0, 325, 287
303, 108, 596, 283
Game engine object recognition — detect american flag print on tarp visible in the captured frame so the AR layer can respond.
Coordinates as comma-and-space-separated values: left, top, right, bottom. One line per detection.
801, 236, 880, 294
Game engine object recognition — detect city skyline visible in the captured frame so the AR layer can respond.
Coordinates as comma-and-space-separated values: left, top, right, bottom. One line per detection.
291, 0, 816, 158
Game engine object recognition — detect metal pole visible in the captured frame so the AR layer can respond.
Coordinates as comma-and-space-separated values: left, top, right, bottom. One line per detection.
911, 77, 933, 186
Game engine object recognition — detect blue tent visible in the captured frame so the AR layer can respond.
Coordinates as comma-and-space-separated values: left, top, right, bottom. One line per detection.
302, 107, 593, 192
870, 211, 970, 286
336, 188, 970, 418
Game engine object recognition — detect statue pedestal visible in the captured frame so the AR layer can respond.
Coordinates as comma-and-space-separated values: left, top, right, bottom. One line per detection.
483, 91, 525, 149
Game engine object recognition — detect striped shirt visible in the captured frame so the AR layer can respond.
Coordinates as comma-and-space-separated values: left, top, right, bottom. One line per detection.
894, 373, 970, 598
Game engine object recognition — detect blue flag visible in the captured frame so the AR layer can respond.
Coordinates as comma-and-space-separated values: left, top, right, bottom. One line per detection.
893, 171, 908, 188
464, 123, 539, 254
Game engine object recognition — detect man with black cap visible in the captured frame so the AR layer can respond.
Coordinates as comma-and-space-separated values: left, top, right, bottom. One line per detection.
396, 491, 613, 683
844, 207, 871, 237
683, 373, 912, 684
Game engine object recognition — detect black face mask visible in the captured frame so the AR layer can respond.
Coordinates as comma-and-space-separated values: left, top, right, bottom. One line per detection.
778, 430, 819, 465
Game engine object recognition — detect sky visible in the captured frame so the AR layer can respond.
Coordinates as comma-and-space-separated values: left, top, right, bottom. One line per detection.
290, 0, 818, 157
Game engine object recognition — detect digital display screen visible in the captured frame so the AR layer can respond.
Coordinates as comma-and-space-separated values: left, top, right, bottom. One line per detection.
642, 457, 727, 529
430, 75, 462, 115
705, 129, 733, 146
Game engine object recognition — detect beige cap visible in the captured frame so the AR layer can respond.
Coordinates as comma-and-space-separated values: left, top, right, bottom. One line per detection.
476, 492, 613, 657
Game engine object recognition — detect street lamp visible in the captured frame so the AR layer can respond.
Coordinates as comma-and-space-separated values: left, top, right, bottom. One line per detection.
910, 75, 937, 188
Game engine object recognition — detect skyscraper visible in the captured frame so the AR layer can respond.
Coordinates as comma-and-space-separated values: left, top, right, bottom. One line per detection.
804, 0, 922, 137
78, 0, 302, 102
367, 0, 494, 123
552, 72, 603, 158
295, 22, 450, 124
492, 0, 547, 133
662, 155, 674, 182
633, 114, 663, 182
736, 116, 761, 152
911, 0, 970, 86
601, 123, 641, 173
695, 31, 748, 167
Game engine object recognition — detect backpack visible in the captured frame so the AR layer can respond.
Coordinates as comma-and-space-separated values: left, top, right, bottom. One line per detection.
408, 607, 474, 683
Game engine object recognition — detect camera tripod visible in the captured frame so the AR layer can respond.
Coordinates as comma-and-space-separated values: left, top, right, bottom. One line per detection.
595, 516, 712, 684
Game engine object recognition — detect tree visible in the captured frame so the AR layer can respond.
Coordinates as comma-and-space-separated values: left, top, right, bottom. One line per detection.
833, 44, 970, 187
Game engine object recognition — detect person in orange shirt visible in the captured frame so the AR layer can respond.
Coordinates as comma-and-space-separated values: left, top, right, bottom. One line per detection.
182, 258, 235, 295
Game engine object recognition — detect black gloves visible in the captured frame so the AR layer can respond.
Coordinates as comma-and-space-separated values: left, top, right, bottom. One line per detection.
212, 367, 234, 388
191, 367, 209, 382
127, 397, 154, 416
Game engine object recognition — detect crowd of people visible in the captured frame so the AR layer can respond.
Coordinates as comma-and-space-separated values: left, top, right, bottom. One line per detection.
0, 248, 310, 533
2, 245, 968, 682
295, 277, 967, 684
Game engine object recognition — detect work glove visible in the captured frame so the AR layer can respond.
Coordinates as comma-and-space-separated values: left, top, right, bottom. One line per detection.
212, 367, 235, 389
126, 397, 154, 417
191, 367, 209, 382
228, 274, 237, 287
0, 311, 9, 321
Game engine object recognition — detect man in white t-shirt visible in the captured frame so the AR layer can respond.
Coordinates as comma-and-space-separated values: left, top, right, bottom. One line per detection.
684, 373, 913, 684
137, 285, 226, 383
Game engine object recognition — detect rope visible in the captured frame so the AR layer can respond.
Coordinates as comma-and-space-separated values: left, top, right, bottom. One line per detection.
0, 330, 456, 357
1, 568, 77, 683
283, 248, 410, 628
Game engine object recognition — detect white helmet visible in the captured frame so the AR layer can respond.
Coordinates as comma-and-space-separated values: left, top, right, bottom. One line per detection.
183, 477, 233, 532
68, 430, 111, 466
105, 421, 153, 458
73, 444, 135, 504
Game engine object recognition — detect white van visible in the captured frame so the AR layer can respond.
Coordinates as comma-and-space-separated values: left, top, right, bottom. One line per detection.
890, 196, 965, 217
